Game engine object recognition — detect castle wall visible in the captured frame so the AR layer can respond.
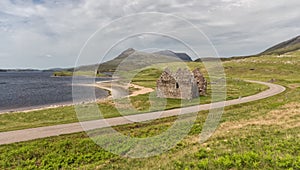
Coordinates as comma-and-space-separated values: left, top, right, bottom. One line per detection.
156, 68, 205, 100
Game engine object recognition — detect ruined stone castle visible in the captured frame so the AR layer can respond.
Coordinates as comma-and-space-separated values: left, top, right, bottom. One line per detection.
156, 68, 207, 99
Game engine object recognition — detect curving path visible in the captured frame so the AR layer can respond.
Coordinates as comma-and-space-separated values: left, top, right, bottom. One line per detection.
0, 80, 286, 145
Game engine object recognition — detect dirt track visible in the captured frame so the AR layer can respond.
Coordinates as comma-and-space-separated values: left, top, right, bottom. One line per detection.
0, 80, 286, 145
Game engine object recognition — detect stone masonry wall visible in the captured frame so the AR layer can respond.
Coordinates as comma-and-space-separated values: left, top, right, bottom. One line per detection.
156, 68, 206, 99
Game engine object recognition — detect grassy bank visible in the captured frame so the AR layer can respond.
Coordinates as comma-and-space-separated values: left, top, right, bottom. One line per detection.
53, 71, 107, 77
0, 83, 299, 169
1, 51, 300, 169
0, 78, 266, 132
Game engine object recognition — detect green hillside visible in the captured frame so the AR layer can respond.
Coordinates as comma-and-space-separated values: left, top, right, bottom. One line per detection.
261, 35, 300, 55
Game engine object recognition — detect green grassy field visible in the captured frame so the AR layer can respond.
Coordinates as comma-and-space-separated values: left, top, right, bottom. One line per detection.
53, 71, 107, 77
0, 73, 266, 132
1, 51, 300, 169
0, 85, 299, 169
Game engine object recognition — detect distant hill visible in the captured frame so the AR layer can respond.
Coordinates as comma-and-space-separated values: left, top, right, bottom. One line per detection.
153, 50, 192, 61
260, 35, 300, 55
73, 48, 192, 73
0, 69, 40, 72
0, 69, 7, 72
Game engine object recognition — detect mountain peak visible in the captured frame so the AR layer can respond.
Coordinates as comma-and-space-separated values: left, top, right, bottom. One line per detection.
125, 48, 135, 52
115, 48, 136, 59
122, 48, 135, 54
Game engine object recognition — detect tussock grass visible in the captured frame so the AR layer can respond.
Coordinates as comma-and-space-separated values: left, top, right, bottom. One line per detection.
1, 86, 299, 169
1, 51, 300, 169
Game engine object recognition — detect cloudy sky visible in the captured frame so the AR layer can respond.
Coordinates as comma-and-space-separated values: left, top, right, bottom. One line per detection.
0, 0, 299, 69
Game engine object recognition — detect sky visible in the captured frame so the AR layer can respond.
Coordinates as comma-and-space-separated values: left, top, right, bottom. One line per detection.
0, 0, 299, 69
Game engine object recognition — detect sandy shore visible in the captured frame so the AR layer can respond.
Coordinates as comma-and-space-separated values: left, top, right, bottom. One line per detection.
0, 81, 154, 115
94, 81, 154, 99
0, 102, 75, 114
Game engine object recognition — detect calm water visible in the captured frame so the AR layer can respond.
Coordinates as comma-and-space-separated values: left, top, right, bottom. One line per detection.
0, 72, 110, 112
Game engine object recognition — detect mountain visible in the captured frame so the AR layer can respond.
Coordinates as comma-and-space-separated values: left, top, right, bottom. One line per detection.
153, 50, 192, 61
97, 48, 192, 71
72, 48, 192, 74
261, 35, 300, 55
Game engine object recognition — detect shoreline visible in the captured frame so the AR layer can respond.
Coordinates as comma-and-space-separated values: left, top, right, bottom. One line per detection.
0, 82, 111, 115
0, 80, 154, 115
0, 102, 75, 114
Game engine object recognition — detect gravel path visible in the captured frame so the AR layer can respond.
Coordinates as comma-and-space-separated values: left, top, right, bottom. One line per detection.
0, 80, 285, 145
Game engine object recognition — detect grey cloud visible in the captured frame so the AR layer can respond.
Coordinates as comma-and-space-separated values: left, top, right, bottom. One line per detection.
0, 0, 300, 68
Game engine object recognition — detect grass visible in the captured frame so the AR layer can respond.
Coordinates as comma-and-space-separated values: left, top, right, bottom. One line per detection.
53, 71, 107, 77
0, 84, 299, 169
223, 51, 300, 83
0, 77, 267, 132
1, 50, 300, 169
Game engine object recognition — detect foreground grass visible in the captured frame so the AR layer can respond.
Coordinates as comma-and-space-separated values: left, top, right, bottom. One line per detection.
0, 83, 299, 169
1, 51, 300, 169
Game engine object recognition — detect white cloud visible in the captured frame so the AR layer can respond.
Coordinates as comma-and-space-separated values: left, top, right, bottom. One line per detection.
0, 0, 299, 68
